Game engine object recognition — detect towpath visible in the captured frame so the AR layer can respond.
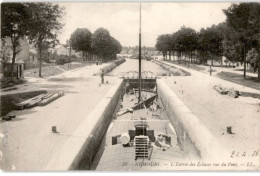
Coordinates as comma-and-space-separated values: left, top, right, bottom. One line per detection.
160, 60, 260, 160
0, 62, 120, 171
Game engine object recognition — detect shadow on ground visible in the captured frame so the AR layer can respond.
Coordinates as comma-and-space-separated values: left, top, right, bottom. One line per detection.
0, 117, 26, 123
47, 77, 90, 82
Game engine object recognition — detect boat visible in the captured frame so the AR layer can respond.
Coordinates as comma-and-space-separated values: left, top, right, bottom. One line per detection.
92, 4, 196, 171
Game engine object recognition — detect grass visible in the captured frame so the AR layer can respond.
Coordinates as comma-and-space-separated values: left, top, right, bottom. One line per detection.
0, 90, 47, 117
234, 68, 257, 74
240, 91, 260, 99
24, 62, 92, 78
58, 62, 93, 71
24, 66, 63, 78
153, 60, 191, 76
216, 71, 260, 90
166, 60, 206, 72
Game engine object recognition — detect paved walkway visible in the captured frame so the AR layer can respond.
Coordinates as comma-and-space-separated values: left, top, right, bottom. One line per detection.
161, 61, 260, 167
0, 63, 120, 171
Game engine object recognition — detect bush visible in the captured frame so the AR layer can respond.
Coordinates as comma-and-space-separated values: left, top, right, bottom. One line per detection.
55, 55, 70, 65
97, 58, 126, 75
0, 77, 27, 88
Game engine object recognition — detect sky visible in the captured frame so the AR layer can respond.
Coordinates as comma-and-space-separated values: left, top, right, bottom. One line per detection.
57, 2, 232, 47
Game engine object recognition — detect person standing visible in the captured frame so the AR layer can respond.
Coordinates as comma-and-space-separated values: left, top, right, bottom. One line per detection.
101, 70, 104, 84
125, 80, 130, 94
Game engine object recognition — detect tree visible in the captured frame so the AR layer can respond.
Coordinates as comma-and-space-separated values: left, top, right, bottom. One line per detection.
155, 34, 171, 59
197, 25, 224, 65
70, 28, 92, 60
224, 2, 260, 80
172, 26, 198, 63
1, 3, 29, 81
222, 24, 244, 64
91, 28, 112, 61
25, 2, 64, 77
109, 37, 122, 59
247, 48, 259, 73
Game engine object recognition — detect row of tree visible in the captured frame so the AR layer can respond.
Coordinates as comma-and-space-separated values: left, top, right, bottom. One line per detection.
69, 28, 122, 62
155, 3, 260, 80
1, 2, 64, 79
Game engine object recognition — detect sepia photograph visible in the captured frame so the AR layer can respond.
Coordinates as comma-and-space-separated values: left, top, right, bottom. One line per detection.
0, 0, 259, 172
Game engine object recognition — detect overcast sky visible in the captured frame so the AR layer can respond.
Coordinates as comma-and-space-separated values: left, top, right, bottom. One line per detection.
57, 2, 232, 47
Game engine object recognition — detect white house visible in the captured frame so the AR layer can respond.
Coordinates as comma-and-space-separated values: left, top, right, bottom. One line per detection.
48, 45, 83, 59
49, 45, 68, 55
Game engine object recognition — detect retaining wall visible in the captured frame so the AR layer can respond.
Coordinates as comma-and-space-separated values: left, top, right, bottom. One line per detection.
44, 79, 123, 170
157, 79, 229, 161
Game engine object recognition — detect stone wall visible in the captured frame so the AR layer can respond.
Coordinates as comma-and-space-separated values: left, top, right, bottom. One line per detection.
157, 79, 229, 161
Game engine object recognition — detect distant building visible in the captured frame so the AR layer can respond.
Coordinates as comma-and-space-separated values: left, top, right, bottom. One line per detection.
48, 45, 83, 59
0, 36, 37, 72
49, 45, 68, 56
65, 47, 83, 58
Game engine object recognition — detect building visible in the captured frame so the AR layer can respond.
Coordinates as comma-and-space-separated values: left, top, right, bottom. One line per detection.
1, 37, 31, 75
49, 45, 68, 56
1, 37, 30, 64
2, 60, 25, 79
48, 45, 83, 59
65, 47, 83, 58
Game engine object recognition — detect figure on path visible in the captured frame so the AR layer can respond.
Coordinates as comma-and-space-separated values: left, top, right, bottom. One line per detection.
101, 70, 104, 84
125, 80, 130, 94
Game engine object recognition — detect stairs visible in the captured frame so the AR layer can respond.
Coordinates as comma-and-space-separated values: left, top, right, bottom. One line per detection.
134, 136, 149, 160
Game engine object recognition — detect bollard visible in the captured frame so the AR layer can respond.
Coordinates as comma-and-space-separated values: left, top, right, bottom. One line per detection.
227, 126, 233, 134
52, 126, 57, 133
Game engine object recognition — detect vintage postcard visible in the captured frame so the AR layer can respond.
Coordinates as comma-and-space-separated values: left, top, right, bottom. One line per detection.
0, 1, 259, 171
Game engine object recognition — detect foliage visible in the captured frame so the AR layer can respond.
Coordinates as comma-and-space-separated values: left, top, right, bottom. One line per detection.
55, 55, 70, 65
173, 26, 198, 55
91, 28, 111, 59
91, 28, 122, 61
224, 3, 260, 43
25, 2, 65, 77
198, 25, 223, 60
1, 3, 30, 81
247, 48, 259, 65
224, 2, 260, 79
155, 34, 171, 58
70, 28, 92, 53
1, 3, 29, 39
